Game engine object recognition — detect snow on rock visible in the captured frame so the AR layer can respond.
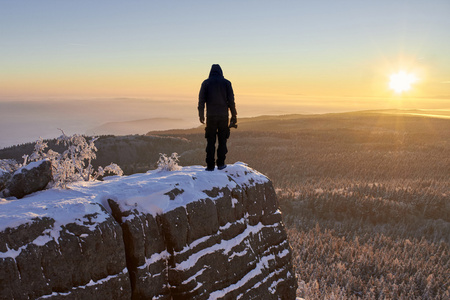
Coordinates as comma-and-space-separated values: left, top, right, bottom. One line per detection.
18, 159, 48, 173
0, 162, 297, 299
0, 162, 259, 233
1, 159, 52, 199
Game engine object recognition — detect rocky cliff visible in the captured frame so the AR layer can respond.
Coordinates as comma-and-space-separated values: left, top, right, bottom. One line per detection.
0, 162, 297, 299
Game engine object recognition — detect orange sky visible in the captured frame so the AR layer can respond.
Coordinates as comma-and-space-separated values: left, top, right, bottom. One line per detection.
1, 1, 449, 110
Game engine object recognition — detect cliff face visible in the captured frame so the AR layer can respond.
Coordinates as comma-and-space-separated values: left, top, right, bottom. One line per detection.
0, 163, 297, 299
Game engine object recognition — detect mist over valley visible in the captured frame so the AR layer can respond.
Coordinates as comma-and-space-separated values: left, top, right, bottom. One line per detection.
1, 96, 448, 149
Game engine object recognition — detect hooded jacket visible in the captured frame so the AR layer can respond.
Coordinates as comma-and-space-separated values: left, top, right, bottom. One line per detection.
198, 64, 237, 118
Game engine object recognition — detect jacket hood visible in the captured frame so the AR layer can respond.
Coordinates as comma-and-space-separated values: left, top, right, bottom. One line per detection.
209, 64, 223, 78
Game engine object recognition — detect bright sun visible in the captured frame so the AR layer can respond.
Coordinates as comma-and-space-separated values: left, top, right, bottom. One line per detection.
389, 71, 418, 93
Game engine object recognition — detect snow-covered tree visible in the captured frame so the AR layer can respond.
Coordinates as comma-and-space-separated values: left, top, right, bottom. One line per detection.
27, 132, 123, 188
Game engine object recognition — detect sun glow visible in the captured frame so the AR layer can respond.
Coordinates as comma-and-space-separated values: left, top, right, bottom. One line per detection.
389, 71, 418, 94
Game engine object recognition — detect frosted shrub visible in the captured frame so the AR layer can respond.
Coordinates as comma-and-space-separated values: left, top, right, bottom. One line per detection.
0, 159, 20, 173
27, 133, 123, 188
95, 164, 124, 179
157, 153, 181, 171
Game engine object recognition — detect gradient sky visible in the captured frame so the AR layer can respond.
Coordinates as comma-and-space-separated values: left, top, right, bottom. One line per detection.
1, 0, 449, 108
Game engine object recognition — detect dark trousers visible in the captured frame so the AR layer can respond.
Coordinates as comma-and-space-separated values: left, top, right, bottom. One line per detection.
205, 116, 230, 168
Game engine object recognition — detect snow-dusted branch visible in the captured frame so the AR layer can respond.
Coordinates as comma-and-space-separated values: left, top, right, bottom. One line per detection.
157, 153, 181, 171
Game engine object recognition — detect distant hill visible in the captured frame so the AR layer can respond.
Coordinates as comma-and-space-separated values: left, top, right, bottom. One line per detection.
86, 118, 197, 136
146, 109, 450, 136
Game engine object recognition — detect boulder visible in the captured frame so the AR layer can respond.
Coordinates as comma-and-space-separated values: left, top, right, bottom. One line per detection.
2, 160, 52, 199
0, 168, 11, 192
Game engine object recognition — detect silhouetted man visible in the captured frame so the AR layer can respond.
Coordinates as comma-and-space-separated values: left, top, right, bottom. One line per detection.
198, 64, 237, 171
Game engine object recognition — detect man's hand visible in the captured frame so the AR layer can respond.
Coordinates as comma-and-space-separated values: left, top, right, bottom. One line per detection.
199, 115, 205, 124
229, 116, 237, 128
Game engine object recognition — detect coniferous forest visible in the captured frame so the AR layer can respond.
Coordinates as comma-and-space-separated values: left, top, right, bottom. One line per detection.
1, 110, 448, 299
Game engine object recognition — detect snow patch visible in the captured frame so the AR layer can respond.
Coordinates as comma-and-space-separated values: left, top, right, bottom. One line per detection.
138, 250, 170, 270
208, 252, 284, 299
182, 267, 207, 285
0, 244, 24, 259
175, 222, 279, 271
36, 268, 128, 299
231, 197, 239, 208
17, 159, 49, 173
